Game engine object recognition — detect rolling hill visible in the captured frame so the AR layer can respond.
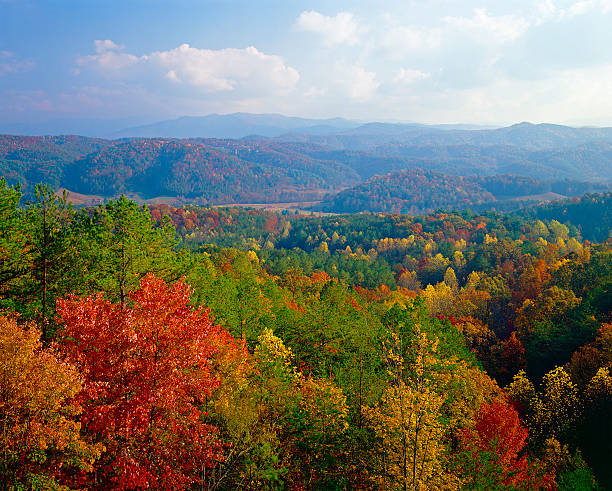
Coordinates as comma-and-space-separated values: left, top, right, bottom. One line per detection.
2, 119, 612, 208
313, 169, 611, 214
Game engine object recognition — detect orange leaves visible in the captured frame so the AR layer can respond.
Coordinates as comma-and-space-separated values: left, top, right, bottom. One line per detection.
0, 316, 101, 487
286, 299, 306, 313
310, 270, 331, 285
57, 274, 237, 489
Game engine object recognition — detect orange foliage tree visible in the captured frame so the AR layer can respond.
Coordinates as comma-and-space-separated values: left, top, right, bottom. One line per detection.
0, 316, 101, 488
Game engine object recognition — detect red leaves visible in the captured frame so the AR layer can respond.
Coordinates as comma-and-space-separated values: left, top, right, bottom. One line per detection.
459, 400, 555, 489
469, 401, 529, 468
57, 273, 235, 489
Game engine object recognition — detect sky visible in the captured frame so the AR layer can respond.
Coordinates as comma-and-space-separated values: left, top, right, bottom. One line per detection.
1, 0, 612, 126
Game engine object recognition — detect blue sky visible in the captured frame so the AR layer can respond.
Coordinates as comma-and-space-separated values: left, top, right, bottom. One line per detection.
2, 0, 612, 126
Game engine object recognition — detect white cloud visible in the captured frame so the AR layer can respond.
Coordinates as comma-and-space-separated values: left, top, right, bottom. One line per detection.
566, 0, 612, 16
537, 0, 558, 18
77, 41, 299, 95
443, 8, 530, 43
296, 10, 361, 46
381, 25, 443, 52
147, 44, 299, 93
305, 86, 328, 97
94, 39, 123, 53
367, 62, 612, 126
78, 40, 139, 72
335, 64, 379, 100
10, 5, 612, 126
534, 0, 612, 22
0, 51, 35, 76
393, 68, 430, 85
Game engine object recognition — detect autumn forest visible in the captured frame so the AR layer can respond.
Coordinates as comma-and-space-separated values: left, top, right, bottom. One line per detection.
4, 0, 612, 487
1, 177, 610, 490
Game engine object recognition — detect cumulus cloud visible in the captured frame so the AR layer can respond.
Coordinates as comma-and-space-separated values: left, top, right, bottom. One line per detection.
335, 64, 379, 100
147, 44, 299, 93
563, 0, 612, 16
381, 25, 443, 52
0, 51, 35, 75
77, 40, 139, 72
77, 41, 299, 95
393, 68, 430, 85
305, 86, 328, 97
9, 4, 612, 125
428, 62, 612, 125
443, 8, 530, 43
94, 39, 123, 53
296, 10, 361, 45
534, 0, 612, 21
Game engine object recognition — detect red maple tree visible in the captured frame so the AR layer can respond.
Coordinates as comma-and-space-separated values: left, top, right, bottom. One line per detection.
457, 400, 555, 490
57, 273, 236, 489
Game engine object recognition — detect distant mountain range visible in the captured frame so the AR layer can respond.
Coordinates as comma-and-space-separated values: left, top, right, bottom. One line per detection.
2, 114, 612, 212
0, 118, 150, 138
281, 122, 612, 152
3, 112, 612, 150
0, 113, 491, 139
114, 113, 362, 139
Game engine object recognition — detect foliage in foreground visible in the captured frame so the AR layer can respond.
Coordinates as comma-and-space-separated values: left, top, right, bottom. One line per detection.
0, 180, 610, 489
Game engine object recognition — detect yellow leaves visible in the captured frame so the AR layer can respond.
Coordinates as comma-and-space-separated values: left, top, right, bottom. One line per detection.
508, 366, 580, 445
397, 269, 420, 291
484, 233, 497, 244
532, 220, 549, 238
363, 378, 452, 490
376, 236, 415, 253
507, 369, 537, 411
0, 316, 102, 480
363, 327, 462, 490
444, 360, 502, 430
537, 237, 549, 247
455, 238, 467, 251
455, 317, 495, 348
515, 286, 581, 337
443, 267, 458, 292
422, 282, 454, 316
246, 250, 259, 263
586, 367, 612, 403
300, 376, 349, 434
255, 328, 294, 369
317, 241, 330, 254
537, 367, 580, 437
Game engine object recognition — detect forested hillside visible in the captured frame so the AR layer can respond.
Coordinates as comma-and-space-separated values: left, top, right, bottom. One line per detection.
63, 138, 359, 202
294, 121, 612, 151
0, 135, 111, 195
2, 177, 610, 489
515, 192, 612, 243
314, 169, 610, 214
2, 130, 612, 206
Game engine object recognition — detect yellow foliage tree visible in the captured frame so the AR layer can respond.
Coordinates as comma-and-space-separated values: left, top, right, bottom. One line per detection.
507, 367, 580, 448
0, 316, 101, 488
422, 282, 455, 316
363, 329, 458, 490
